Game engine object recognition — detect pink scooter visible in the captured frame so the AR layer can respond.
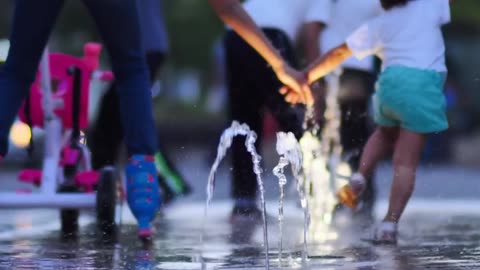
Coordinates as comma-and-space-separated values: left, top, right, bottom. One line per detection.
0, 43, 119, 235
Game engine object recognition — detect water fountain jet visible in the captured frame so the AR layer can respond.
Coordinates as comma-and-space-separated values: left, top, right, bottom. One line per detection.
201, 121, 270, 270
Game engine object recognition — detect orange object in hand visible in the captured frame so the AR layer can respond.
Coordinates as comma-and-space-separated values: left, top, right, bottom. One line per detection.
337, 184, 358, 209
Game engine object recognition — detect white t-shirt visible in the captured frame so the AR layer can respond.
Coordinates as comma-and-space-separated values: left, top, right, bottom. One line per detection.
306, 0, 383, 72
243, 0, 313, 42
346, 0, 450, 72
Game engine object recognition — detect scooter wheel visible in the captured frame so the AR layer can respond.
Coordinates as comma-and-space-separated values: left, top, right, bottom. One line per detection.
96, 167, 117, 235
59, 185, 80, 238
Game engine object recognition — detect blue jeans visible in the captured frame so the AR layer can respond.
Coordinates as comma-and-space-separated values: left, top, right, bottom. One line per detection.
0, 0, 157, 157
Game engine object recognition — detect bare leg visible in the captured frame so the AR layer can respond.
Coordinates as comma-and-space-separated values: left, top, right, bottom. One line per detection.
383, 129, 427, 223
358, 126, 399, 178
337, 126, 398, 208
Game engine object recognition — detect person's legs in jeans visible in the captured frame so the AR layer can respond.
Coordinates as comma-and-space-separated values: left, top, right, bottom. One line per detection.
147, 52, 191, 200
89, 50, 189, 203
0, 0, 64, 158
84, 0, 159, 236
88, 51, 165, 170
84, 0, 156, 156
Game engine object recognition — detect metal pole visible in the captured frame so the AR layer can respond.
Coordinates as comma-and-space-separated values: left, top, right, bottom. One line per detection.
39, 47, 62, 194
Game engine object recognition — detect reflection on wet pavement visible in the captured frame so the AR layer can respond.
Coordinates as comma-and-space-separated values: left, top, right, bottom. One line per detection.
0, 201, 479, 269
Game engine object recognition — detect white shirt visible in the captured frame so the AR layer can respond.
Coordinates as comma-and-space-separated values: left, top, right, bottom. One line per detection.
306, 0, 383, 72
243, 0, 313, 42
346, 0, 450, 72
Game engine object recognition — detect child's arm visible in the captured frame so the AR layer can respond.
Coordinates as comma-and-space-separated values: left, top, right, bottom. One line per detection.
280, 43, 351, 103
209, 0, 313, 105
305, 43, 352, 84
209, 0, 283, 71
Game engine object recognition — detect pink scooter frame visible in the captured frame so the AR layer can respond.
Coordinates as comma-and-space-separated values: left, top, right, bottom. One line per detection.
0, 44, 114, 209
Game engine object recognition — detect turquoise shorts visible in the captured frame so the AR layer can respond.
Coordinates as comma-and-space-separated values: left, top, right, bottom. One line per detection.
372, 66, 449, 133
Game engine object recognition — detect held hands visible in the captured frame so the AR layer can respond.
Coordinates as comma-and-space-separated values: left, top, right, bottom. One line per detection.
280, 43, 351, 105
273, 63, 314, 106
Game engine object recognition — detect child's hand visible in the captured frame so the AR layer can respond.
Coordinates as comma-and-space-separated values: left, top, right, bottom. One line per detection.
275, 66, 313, 106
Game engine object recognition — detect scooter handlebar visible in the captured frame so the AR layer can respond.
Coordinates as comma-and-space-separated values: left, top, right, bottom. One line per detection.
91, 70, 114, 82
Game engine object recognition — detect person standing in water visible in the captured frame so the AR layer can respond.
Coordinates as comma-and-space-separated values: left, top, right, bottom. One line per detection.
291, 0, 451, 244
303, 0, 384, 219
88, 0, 191, 205
210, 0, 316, 220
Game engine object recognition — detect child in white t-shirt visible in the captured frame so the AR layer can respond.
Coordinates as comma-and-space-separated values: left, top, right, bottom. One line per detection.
286, 0, 452, 244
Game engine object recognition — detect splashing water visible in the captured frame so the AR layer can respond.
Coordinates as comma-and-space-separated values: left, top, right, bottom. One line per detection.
272, 155, 288, 265
321, 69, 344, 197
300, 68, 352, 226
273, 132, 309, 264
201, 121, 269, 270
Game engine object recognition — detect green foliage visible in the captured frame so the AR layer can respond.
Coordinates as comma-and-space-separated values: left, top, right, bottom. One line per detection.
1, 1, 479, 69
164, 0, 224, 70
0, 1, 480, 122
451, 0, 480, 25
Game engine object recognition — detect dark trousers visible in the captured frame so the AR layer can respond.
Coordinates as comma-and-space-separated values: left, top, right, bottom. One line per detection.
0, 0, 157, 157
224, 29, 304, 201
89, 52, 165, 169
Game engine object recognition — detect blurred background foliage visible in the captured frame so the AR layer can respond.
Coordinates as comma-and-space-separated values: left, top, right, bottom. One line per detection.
0, 1, 479, 68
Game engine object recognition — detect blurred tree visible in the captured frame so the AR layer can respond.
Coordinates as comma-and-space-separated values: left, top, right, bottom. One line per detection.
164, 0, 223, 70
0, 1, 98, 55
451, 0, 480, 25
0, 1, 13, 36
0, 0, 480, 124
0, 0, 479, 65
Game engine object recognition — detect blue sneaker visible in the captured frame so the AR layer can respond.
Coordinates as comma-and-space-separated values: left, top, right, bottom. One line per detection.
126, 155, 161, 238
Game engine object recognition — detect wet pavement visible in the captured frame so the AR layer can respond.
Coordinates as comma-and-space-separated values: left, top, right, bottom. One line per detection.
1, 200, 480, 269
1, 147, 480, 269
